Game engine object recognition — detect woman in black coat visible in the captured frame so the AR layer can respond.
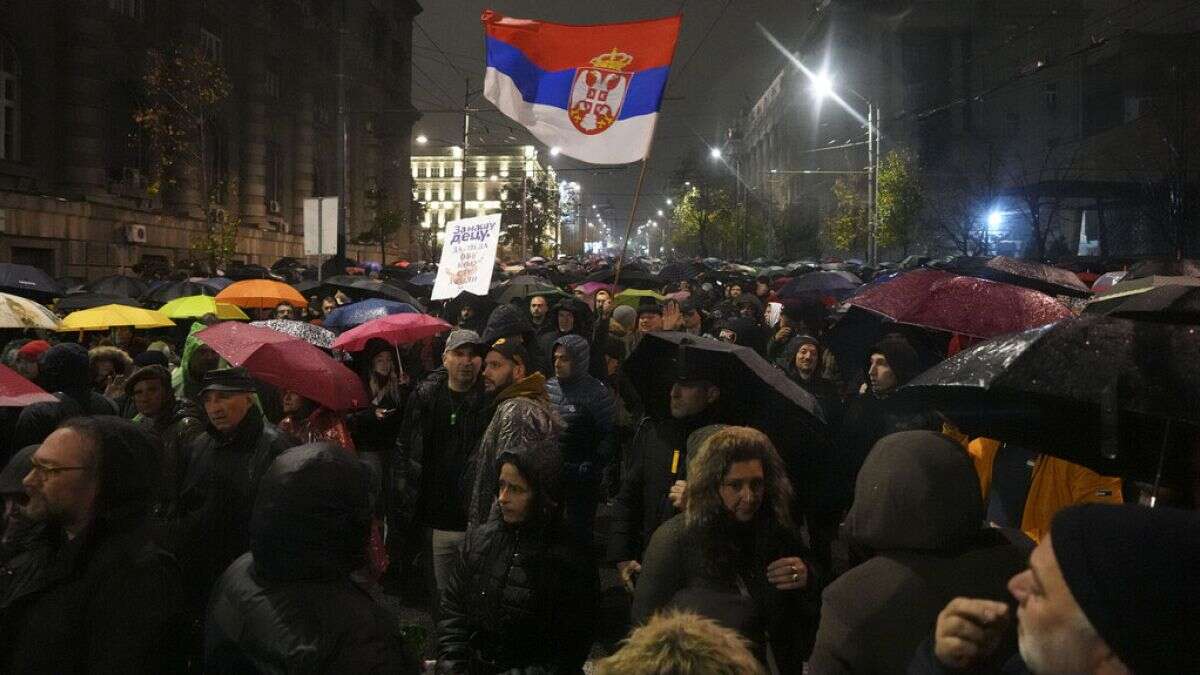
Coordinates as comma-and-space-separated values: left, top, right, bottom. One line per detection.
632, 426, 821, 674
437, 444, 599, 674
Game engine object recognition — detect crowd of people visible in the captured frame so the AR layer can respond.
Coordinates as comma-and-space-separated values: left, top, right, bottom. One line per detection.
0, 263, 1196, 674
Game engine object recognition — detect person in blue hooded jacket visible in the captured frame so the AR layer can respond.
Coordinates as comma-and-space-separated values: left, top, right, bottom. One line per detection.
546, 334, 616, 550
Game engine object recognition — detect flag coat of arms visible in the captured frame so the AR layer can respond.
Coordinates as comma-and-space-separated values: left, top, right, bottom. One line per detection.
482, 10, 682, 165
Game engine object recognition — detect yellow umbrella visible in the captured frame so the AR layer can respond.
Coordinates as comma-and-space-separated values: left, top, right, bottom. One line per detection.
59, 304, 174, 331
160, 295, 249, 321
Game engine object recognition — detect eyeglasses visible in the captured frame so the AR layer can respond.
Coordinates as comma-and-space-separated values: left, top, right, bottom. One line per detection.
28, 459, 89, 478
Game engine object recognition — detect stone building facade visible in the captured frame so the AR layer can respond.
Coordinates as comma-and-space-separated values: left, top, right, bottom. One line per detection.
0, 0, 422, 279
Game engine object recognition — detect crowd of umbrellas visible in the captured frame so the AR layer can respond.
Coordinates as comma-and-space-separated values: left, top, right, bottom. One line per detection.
0, 251, 1195, 495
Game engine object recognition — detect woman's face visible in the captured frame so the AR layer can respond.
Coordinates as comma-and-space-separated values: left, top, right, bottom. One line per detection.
497, 462, 533, 524
281, 390, 305, 414
372, 350, 394, 377
720, 459, 766, 523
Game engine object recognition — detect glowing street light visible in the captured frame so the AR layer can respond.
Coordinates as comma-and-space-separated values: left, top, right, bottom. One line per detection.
657, 209, 664, 216
987, 210, 1004, 228
710, 147, 722, 159
810, 69, 835, 101
415, 134, 428, 144
666, 198, 673, 205
550, 146, 561, 156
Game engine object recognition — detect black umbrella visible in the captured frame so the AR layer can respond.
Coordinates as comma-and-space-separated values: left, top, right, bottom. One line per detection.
489, 275, 566, 305
777, 271, 861, 301
658, 261, 707, 284
941, 256, 1091, 298
585, 267, 661, 290
141, 280, 217, 307
1083, 284, 1200, 324
897, 315, 1200, 483
82, 275, 149, 299
0, 264, 64, 301
56, 293, 141, 313
1122, 257, 1200, 281
319, 276, 425, 309
225, 263, 277, 280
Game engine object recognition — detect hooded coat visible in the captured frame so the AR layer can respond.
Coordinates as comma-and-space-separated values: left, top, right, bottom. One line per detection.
545, 335, 617, 481
205, 444, 420, 674
0, 417, 189, 673
438, 444, 598, 675
536, 298, 593, 366
169, 404, 294, 607
172, 322, 216, 403
808, 431, 1028, 674
466, 373, 564, 532
13, 343, 119, 449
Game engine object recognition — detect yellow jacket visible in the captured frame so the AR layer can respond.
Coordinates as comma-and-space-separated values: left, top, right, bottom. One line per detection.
943, 425, 1122, 542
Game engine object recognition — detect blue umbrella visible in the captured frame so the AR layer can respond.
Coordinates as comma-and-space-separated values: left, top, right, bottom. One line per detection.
323, 298, 419, 331
201, 277, 235, 291
407, 272, 437, 287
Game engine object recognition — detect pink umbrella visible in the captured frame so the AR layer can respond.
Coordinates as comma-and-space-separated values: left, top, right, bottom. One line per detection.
850, 269, 1074, 338
197, 322, 369, 411
666, 290, 691, 302
0, 364, 57, 406
332, 313, 453, 353
574, 281, 621, 296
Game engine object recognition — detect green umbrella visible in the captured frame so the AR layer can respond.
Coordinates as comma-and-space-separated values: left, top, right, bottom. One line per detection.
614, 289, 667, 310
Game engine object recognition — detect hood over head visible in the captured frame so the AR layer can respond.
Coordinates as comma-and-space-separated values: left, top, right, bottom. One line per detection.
496, 442, 564, 525
250, 443, 373, 582
552, 297, 593, 335
844, 430, 984, 552
88, 346, 133, 376
481, 302, 535, 344
780, 333, 821, 372
552, 334, 590, 381
38, 343, 90, 394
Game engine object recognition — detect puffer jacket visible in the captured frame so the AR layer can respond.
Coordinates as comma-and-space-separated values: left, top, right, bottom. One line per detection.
438, 445, 598, 675
545, 335, 616, 483
466, 373, 563, 532
206, 444, 419, 674
168, 406, 295, 606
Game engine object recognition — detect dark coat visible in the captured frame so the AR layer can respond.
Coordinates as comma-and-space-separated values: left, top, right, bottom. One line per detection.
632, 513, 821, 672
137, 398, 206, 519
481, 304, 549, 376
12, 390, 119, 449
809, 431, 1027, 674
605, 411, 721, 564
908, 636, 1030, 674
438, 509, 597, 674
205, 444, 419, 673
0, 523, 188, 673
545, 335, 617, 482
394, 368, 488, 531
168, 406, 294, 605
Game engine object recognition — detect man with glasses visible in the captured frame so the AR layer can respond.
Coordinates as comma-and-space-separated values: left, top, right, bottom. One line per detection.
0, 416, 188, 671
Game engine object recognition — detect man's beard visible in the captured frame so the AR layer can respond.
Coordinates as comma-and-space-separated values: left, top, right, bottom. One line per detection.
1017, 612, 1099, 675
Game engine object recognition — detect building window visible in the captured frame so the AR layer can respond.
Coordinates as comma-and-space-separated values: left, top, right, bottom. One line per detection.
265, 69, 280, 99
108, 0, 145, 20
1043, 83, 1058, 112
0, 38, 18, 161
264, 140, 280, 205
201, 28, 223, 64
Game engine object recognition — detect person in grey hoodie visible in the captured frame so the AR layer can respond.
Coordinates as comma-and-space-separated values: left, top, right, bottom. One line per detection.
546, 334, 616, 549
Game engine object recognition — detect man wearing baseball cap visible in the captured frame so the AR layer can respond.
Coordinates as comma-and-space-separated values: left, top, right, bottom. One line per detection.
465, 337, 563, 532
915, 503, 1200, 674
394, 329, 488, 598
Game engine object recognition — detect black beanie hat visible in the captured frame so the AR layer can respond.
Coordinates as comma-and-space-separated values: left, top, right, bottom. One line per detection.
38, 342, 90, 393
870, 334, 920, 385
1050, 503, 1200, 673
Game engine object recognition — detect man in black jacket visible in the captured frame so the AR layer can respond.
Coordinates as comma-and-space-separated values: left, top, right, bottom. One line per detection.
170, 367, 294, 610
607, 361, 724, 592
0, 416, 188, 672
394, 329, 488, 601
13, 343, 119, 450
206, 443, 420, 673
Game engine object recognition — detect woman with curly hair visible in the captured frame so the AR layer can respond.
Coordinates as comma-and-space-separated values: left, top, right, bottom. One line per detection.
632, 426, 821, 674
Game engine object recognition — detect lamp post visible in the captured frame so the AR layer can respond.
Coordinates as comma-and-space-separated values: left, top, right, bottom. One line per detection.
809, 70, 882, 265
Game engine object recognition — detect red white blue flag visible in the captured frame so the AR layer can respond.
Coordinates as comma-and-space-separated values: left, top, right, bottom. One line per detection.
482, 10, 682, 165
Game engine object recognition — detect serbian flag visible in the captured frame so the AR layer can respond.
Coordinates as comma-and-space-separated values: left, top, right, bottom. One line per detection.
482, 10, 681, 165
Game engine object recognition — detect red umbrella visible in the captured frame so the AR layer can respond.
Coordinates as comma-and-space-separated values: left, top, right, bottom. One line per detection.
849, 269, 1074, 338
0, 364, 57, 407
332, 313, 452, 353
197, 322, 369, 411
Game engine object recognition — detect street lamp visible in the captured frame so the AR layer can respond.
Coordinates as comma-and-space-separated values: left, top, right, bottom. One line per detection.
710, 147, 723, 160
666, 198, 673, 206
415, 134, 428, 144
657, 209, 664, 216
550, 146, 561, 156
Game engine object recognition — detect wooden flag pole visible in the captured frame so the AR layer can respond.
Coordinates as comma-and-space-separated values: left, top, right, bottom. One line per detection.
612, 157, 651, 290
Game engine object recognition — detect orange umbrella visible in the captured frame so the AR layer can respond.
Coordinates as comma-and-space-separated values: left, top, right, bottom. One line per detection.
216, 279, 308, 309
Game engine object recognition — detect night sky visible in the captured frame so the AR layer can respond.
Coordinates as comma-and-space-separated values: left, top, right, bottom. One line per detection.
413, 0, 814, 243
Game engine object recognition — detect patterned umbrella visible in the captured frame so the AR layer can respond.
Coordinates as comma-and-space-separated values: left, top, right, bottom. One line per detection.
250, 319, 336, 349
322, 299, 419, 331
0, 293, 60, 330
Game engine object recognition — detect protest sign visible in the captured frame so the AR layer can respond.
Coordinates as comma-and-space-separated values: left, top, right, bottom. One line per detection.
431, 214, 503, 301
